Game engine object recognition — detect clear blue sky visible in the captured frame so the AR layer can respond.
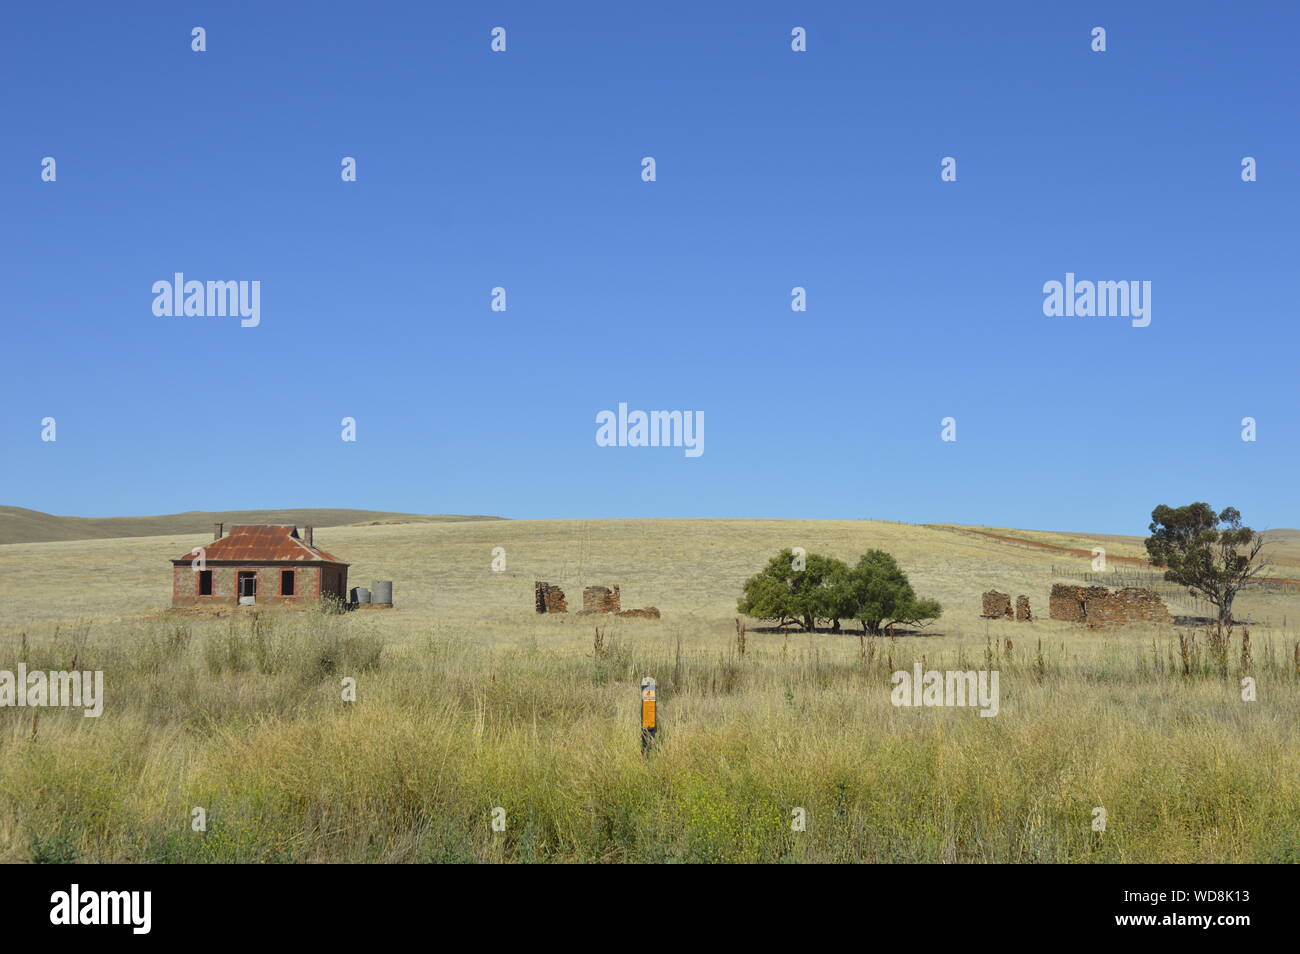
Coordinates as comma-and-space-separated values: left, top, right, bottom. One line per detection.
3, 1, 1296, 534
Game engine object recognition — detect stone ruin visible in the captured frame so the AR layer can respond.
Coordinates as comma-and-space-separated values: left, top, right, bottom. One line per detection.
534, 581, 568, 614
981, 591, 1013, 619
1049, 583, 1171, 627
582, 585, 621, 614
617, 607, 662, 619
982, 591, 1032, 622
534, 581, 659, 619
1048, 584, 1093, 623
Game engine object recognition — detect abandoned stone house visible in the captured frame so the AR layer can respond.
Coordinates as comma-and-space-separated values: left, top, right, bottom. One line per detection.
1048, 583, 1171, 626
171, 524, 349, 607
982, 591, 1033, 621
983, 585, 1170, 627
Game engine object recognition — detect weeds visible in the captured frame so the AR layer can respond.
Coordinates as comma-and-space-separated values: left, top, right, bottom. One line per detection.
0, 612, 1296, 863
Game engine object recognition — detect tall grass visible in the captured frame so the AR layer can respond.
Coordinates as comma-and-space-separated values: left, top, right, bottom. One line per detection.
1, 611, 1297, 863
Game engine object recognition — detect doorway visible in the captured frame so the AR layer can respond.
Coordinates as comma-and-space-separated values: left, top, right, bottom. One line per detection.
238, 571, 258, 605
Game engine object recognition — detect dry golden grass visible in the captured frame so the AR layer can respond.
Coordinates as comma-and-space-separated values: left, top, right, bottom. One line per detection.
0, 518, 1297, 863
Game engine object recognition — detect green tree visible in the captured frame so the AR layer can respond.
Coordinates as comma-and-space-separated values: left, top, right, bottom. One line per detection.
1145, 503, 1266, 627
736, 549, 848, 632
844, 549, 942, 636
813, 562, 861, 634
737, 548, 941, 635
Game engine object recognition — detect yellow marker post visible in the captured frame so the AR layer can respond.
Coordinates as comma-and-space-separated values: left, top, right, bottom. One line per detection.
640, 676, 657, 753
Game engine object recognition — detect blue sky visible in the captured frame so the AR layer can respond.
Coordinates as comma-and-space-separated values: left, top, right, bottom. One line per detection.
2, 1, 1296, 534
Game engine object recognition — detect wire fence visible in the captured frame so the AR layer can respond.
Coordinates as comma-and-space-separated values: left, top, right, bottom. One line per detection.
1043, 564, 1298, 627
1046, 564, 1299, 593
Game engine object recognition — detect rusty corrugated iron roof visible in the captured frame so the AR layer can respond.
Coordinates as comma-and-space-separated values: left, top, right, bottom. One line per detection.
173, 525, 348, 564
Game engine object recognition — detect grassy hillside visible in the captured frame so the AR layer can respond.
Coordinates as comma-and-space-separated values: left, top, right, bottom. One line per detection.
1, 518, 1297, 863
2, 517, 1296, 628
940, 524, 1300, 572
0, 506, 504, 546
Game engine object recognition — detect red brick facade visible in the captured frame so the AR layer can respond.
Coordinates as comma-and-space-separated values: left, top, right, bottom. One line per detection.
171, 562, 350, 606
171, 526, 349, 607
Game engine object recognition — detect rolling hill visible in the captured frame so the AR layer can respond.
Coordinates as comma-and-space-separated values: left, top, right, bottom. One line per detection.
934, 524, 1300, 572
0, 506, 505, 546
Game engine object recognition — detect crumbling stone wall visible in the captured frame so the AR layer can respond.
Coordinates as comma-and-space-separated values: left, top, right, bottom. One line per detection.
981, 591, 1013, 619
582, 585, 621, 614
1015, 595, 1032, 621
1087, 586, 1172, 626
536, 582, 658, 619
534, 581, 567, 613
1050, 583, 1171, 626
1050, 584, 1091, 622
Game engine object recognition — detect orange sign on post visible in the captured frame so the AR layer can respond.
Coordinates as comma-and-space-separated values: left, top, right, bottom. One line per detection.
640, 676, 657, 753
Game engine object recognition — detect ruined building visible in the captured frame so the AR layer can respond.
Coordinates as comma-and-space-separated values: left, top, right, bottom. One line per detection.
535, 581, 659, 618
1048, 583, 1171, 626
581, 585, 621, 614
981, 591, 1014, 619
534, 581, 568, 613
982, 591, 1033, 622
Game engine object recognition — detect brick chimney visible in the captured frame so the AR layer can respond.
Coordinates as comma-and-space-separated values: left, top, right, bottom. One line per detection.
213, 522, 224, 540
305, 525, 314, 547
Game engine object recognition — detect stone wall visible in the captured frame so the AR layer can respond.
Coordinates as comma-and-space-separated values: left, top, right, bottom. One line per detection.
582, 585, 621, 614
1049, 584, 1091, 622
1015, 595, 1032, 621
320, 566, 348, 601
1049, 583, 1171, 626
172, 564, 324, 606
981, 591, 1013, 619
982, 590, 1035, 622
1088, 586, 1172, 626
534, 581, 568, 613
537, 581, 658, 619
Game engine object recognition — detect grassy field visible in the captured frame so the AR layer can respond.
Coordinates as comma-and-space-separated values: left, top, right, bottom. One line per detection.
0, 518, 1297, 863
